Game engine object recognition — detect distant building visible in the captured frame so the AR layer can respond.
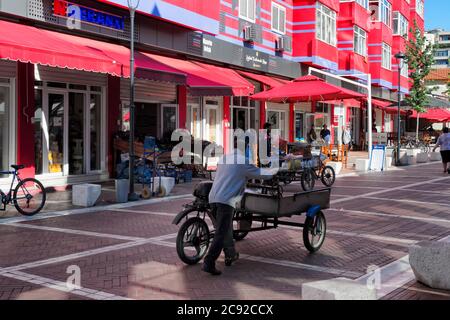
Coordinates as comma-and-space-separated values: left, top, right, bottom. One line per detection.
426, 29, 450, 68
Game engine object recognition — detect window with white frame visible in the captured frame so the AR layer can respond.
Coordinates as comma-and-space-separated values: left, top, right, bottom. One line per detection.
416, 0, 424, 18
400, 61, 409, 78
393, 12, 408, 37
354, 25, 367, 56
355, 0, 369, 10
380, 0, 392, 28
382, 42, 392, 69
271, 2, 286, 34
316, 3, 337, 46
239, 0, 256, 22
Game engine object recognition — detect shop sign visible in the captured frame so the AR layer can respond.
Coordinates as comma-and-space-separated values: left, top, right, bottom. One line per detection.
53, 0, 125, 31
244, 52, 268, 70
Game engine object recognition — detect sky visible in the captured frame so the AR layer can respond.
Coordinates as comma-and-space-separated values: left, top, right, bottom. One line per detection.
425, 0, 450, 31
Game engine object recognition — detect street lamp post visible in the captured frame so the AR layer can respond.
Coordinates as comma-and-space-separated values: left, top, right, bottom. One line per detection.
395, 52, 406, 166
128, 0, 140, 201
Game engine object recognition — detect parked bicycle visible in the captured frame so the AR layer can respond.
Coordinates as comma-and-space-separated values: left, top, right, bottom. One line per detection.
0, 165, 46, 216
400, 136, 431, 153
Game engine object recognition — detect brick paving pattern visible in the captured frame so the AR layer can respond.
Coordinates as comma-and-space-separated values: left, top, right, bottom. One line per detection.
0, 162, 449, 300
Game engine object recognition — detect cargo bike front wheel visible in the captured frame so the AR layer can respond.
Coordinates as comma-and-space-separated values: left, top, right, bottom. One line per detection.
176, 216, 211, 265
303, 211, 327, 253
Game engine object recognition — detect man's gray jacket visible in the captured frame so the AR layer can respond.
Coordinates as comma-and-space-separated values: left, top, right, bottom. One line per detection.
209, 149, 275, 208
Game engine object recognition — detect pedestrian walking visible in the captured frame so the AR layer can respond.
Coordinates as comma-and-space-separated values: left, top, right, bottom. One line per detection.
307, 125, 317, 144
202, 140, 277, 276
320, 124, 331, 146
342, 125, 352, 150
433, 127, 450, 174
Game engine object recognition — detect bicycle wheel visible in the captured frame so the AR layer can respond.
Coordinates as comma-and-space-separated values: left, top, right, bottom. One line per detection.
176, 217, 210, 265
301, 168, 315, 191
303, 211, 327, 253
320, 166, 336, 187
13, 178, 46, 216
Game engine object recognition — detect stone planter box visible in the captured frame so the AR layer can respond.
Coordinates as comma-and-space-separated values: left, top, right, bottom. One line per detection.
430, 152, 442, 162
416, 153, 429, 163
407, 155, 417, 165
302, 278, 376, 300
385, 156, 393, 169
355, 158, 369, 172
410, 241, 450, 291
72, 184, 101, 207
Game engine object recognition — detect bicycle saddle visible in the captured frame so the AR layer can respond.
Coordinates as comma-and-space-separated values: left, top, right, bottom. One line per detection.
11, 164, 25, 170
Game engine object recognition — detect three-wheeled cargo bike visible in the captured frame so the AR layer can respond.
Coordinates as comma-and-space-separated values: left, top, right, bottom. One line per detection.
173, 181, 331, 265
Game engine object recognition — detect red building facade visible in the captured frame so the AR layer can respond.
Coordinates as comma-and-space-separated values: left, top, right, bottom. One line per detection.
0, 0, 425, 188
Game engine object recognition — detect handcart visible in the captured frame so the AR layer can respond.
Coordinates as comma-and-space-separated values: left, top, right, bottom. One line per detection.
173, 180, 331, 265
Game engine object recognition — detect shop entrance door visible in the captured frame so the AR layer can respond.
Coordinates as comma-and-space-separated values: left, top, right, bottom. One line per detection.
188, 104, 201, 140
44, 91, 68, 175
294, 112, 304, 141
204, 105, 220, 144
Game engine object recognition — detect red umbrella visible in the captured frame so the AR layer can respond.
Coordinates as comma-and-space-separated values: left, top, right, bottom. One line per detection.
250, 75, 365, 103
409, 108, 450, 122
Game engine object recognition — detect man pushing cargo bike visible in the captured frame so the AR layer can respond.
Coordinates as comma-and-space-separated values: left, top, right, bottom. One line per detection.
172, 138, 331, 276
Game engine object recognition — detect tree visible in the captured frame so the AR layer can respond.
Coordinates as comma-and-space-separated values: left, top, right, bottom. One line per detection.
404, 21, 435, 139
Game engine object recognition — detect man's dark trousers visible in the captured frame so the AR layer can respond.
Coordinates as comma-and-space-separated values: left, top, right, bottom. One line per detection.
204, 203, 236, 266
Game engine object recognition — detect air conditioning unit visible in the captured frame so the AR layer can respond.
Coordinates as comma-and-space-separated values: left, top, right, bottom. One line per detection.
243, 25, 255, 42
275, 37, 285, 52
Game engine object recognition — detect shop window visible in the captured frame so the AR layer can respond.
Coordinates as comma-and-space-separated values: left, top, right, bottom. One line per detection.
267, 110, 286, 139
295, 112, 304, 141
69, 84, 87, 90
34, 89, 43, 175
161, 104, 178, 142
48, 93, 65, 174
0, 84, 10, 177
90, 94, 102, 171
47, 82, 67, 89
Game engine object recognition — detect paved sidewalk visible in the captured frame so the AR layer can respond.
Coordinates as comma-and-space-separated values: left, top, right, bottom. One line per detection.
0, 161, 449, 300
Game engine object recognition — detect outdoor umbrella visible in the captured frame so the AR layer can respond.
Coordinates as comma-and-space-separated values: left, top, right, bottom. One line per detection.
409, 108, 450, 122
250, 75, 365, 103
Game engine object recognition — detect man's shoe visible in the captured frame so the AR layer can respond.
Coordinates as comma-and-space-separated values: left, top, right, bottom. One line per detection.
225, 253, 239, 267
202, 263, 222, 276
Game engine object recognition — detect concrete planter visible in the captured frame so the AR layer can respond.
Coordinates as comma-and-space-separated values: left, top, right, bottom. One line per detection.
416, 153, 429, 163
407, 155, 417, 165
430, 152, 442, 162
355, 158, 369, 172
406, 148, 422, 157
399, 150, 409, 166
302, 278, 376, 300
410, 241, 450, 291
72, 184, 101, 207
385, 156, 393, 169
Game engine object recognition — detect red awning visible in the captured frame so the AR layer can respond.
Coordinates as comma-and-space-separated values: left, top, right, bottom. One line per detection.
370, 98, 392, 109
237, 71, 288, 88
410, 108, 450, 122
250, 75, 365, 103
0, 20, 186, 83
145, 54, 254, 96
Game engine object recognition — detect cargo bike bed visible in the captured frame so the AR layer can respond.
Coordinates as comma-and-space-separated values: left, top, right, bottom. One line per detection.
172, 181, 331, 265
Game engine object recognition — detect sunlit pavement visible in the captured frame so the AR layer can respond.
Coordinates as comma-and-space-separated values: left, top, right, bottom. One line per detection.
0, 162, 449, 300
